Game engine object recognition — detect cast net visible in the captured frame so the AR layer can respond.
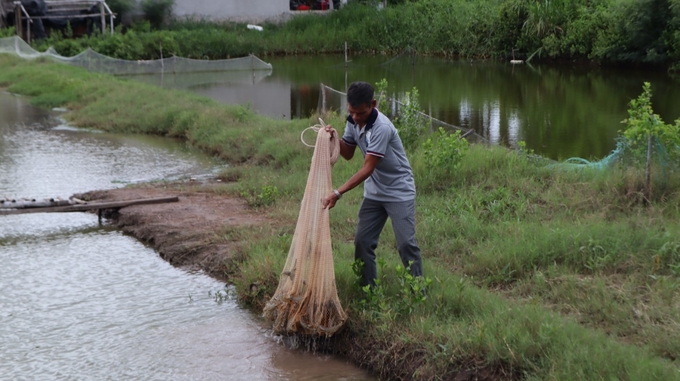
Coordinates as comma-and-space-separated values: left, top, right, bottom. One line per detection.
0, 36, 272, 75
263, 126, 348, 337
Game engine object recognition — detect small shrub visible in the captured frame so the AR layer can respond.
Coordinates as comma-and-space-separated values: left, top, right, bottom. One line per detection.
239, 184, 279, 207
375, 78, 389, 112
394, 87, 424, 151
0, 28, 16, 38
622, 82, 680, 164
422, 127, 469, 176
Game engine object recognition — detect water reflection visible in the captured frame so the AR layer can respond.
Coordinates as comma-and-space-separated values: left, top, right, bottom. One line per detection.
0, 93, 217, 199
130, 55, 680, 160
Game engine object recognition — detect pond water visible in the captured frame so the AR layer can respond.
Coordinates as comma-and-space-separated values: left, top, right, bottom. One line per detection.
0, 91, 374, 381
128, 55, 680, 161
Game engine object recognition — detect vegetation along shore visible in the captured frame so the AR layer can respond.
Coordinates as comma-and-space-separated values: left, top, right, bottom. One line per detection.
2, 50, 680, 379
2, 0, 679, 69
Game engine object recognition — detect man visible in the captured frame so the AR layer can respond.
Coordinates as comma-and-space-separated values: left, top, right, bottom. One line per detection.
322, 81, 423, 288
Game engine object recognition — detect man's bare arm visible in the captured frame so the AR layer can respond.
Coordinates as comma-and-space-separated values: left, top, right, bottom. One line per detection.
323, 154, 380, 209
338, 138, 356, 160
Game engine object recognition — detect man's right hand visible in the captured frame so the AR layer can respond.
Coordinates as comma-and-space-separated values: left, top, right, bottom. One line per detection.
322, 192, 339, 210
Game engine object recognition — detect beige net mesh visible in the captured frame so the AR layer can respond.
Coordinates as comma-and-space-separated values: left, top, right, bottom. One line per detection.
263, 126, 348, 337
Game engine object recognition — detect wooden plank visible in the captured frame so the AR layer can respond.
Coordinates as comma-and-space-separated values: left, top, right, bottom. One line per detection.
25, 14, 105, 20
0, 196, 179, 215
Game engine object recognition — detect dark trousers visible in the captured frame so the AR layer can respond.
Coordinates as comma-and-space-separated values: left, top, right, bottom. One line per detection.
354, 198, 422, 287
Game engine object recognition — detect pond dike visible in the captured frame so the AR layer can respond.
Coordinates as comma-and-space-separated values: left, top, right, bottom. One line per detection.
78, 180, 516, 381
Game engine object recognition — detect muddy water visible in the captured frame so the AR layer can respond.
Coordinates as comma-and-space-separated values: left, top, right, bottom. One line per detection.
0, 92, 374, 381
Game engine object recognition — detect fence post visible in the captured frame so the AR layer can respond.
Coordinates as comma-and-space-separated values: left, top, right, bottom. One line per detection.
22, 3, 30, 43
645, 134, 653, 202
14, 2, 22, 40
344, 41, 348, 67
99, 1, 105, 34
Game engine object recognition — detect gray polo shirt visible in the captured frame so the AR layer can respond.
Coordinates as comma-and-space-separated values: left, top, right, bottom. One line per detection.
342, 108, 416, 202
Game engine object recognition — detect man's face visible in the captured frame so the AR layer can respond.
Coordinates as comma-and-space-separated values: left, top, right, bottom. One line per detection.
348, 99, 376, 128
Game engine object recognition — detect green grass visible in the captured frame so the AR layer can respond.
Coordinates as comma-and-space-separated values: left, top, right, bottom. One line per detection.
2, 54, 680, 380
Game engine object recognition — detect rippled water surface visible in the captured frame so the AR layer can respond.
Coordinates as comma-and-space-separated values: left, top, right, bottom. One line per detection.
0, 91, 373, 381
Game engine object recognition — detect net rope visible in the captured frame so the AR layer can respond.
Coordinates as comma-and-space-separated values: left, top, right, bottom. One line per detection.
263, 124, 348, 337
0, 36, 272, 75
318, 83, 488, 144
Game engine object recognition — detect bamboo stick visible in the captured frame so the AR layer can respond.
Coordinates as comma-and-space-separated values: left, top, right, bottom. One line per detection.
645, 134, 653, 202
0, 196, 179, 215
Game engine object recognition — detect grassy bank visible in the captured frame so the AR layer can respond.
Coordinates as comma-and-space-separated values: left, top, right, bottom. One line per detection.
12, 0, 679, 69
2, 54, 680, 379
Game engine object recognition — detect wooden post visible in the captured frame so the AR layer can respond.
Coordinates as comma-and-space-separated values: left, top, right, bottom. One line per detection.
344, 41, 348, 67
109, 6, 113, 34
15, 2, 21, 40
99, 1, 105, 34
24, 5, 30, 43
344, 70, 347, 94
320, 83, 326, 113
645, 134, 653, 202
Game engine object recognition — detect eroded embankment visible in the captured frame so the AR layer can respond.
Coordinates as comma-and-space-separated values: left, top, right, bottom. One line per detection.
79, 182, 265, 282
80, 181, 517, 381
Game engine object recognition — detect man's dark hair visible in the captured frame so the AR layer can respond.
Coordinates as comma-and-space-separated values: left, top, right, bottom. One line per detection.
347, 81, 374, 108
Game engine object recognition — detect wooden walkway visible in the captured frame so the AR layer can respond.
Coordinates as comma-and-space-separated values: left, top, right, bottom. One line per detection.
0, 196, 179, 216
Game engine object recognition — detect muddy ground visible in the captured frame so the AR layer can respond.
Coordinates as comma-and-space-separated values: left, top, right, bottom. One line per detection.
78, 180, 266, 283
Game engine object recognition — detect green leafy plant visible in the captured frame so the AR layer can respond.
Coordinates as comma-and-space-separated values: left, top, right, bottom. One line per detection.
517, 140, 535, 155
0, 28, 16, 38
622, 82, 680, 162
656, 240, 680, 276
256, 185, 279, 206
375, 78, 389, 112
394, 87, 424, 150
355, 258, 431, 324
356, 258, 394, 329
422, 127, 469, 175
580, 238, 611, 273
240, 184, 279, 207
394, 262, 430, 315
209, 288, 227, 304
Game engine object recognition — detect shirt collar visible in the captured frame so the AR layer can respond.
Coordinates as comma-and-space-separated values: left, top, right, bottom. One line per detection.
346, 108, 378, 132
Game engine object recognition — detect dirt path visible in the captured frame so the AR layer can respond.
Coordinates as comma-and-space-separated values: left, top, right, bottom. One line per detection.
78, 181, 266, 283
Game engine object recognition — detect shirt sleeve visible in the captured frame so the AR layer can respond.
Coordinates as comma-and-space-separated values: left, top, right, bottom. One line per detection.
366, 123, 389, 158
342, 122, 357, 146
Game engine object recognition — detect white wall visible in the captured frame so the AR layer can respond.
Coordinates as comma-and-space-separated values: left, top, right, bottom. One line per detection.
173, 0, 290, 23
